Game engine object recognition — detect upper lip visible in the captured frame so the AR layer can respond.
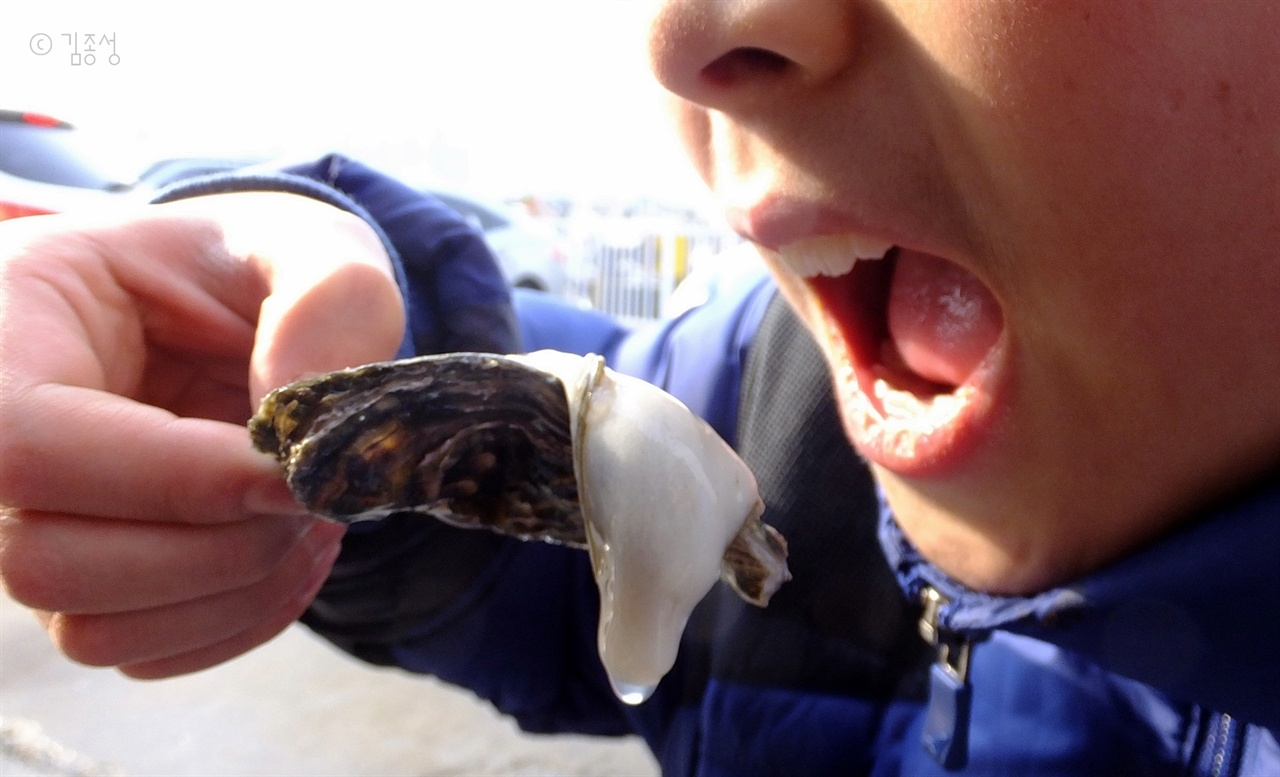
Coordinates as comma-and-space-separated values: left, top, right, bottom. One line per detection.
724, 192, 966, 269
724, 196, 887, 252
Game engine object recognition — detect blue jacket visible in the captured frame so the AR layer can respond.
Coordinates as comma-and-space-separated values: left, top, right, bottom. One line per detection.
463, 282, 1280, 777
166, 159, 1280, 776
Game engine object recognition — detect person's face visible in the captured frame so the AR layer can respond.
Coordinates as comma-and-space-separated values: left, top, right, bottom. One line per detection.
647, 0, 1280, 593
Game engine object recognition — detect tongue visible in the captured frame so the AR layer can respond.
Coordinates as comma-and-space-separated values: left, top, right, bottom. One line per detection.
886, 250, 1002, 388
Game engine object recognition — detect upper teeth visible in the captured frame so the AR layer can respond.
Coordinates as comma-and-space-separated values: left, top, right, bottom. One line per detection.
777, 234, 893, 278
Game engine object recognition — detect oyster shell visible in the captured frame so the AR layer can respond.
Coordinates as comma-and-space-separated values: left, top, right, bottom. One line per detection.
249, 350, 791, 702
249, 352, 584, 542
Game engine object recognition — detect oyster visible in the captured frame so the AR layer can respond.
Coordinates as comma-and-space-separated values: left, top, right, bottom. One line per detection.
249, 350, 790, 703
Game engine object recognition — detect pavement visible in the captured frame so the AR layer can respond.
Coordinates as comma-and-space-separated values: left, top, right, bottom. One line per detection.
0, 594, 658, 777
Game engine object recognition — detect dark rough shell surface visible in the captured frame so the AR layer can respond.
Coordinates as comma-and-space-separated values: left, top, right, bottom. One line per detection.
249, 353, 586, 546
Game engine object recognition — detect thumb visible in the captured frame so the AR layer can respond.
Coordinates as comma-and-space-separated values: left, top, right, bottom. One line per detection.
238, 198, 406, 402
252, 259, 406, 402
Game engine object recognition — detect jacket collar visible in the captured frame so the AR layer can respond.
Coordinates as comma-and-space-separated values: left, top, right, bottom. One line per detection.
878, 479, 1280, 732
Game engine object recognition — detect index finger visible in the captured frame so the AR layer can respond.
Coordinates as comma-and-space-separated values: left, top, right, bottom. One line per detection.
0, 382, 303, 523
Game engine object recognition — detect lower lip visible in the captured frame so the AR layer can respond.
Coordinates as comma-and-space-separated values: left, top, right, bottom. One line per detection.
810, 272, 1008, 478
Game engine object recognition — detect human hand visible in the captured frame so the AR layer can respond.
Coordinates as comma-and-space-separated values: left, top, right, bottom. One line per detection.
0, 192, 405, 677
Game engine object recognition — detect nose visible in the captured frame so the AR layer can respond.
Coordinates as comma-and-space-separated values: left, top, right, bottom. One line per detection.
647, 0, 860, 110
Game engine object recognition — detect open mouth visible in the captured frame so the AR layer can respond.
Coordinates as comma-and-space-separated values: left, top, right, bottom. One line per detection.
783, 237, 1006, 474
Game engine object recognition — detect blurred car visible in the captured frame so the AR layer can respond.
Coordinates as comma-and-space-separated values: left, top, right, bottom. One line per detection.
0, 110, 138, 221
427, 188, 570, 296
0, 119, 573, 300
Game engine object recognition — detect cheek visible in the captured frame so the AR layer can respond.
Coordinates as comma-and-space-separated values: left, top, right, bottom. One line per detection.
959, 3, 1274, 227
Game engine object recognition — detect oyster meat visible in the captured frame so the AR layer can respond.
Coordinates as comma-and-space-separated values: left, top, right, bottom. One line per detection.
249, 350, 790, 703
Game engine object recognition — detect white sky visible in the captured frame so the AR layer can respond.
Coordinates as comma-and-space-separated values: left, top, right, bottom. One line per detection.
1, 0, 714, 206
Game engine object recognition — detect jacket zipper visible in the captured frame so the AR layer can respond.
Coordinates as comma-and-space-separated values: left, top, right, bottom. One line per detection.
1199, 711, 1246, 777
917, 588, 1254, 775
918, 585, 975, 770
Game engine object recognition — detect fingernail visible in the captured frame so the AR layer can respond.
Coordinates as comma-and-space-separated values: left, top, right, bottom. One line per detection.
298, 521, 329, 555
245, 479, 311, 517
299, 540, 342, 601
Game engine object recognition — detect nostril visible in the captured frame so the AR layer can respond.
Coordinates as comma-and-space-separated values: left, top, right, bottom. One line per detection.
701, 47, 792, 87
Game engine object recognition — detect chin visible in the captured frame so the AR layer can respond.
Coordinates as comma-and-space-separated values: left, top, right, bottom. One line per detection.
872, 467, 1091, 596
